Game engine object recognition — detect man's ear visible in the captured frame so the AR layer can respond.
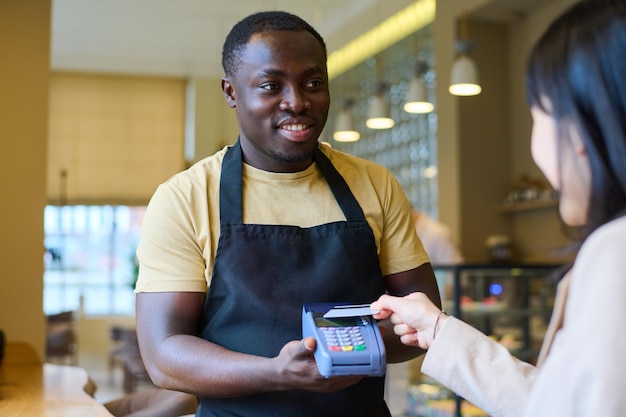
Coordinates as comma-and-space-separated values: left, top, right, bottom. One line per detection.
222, 78, 237, 108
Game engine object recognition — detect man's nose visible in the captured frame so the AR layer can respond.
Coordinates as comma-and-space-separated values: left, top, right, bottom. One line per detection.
279, 87, 310, 113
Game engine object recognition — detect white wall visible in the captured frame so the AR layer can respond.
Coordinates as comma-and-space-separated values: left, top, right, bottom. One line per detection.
435, 0, 577, 262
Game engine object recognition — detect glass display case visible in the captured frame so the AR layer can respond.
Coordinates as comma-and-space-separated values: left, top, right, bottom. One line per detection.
404, 263, 561, 417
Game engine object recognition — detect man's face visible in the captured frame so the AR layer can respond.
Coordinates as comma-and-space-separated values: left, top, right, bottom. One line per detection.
222, 30, 330, 172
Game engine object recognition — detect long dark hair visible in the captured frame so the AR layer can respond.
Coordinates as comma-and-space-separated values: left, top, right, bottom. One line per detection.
526, 0, 626, 255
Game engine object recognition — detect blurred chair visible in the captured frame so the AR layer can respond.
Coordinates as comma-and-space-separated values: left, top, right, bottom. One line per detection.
103, 387, 199, 417
109, 326, 131, 382
45, 310, 77, 365
108, 325, 154, 393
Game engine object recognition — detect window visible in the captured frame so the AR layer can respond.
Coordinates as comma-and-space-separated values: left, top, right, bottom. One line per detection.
328, 25, 438, 218
44, 205, 145, 316
47, 73, 186, 206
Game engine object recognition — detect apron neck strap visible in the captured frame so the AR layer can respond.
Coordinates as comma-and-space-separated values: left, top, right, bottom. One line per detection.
313, 146, 366, 222
219, 140, 366, 224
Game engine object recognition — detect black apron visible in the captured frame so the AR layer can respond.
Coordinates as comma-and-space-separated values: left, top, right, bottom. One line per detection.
196, 141, 390, 417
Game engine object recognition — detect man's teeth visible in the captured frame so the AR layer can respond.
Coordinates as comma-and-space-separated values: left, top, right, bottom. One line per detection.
281, 124, 307, 131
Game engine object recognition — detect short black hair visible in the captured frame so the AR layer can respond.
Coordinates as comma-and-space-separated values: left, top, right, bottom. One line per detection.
221, 11, 327, 77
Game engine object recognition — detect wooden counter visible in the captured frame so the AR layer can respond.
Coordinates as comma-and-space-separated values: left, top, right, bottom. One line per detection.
0, 342, 113, 416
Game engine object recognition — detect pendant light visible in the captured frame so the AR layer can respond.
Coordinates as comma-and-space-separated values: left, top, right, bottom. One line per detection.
366, 84, 394, 129
366, 57, 394, 129
404, 59, 434, 114
449, 11, 481, 96
333, 98, 360, 142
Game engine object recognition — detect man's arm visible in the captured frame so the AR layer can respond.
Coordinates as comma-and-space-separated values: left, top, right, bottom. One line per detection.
135, 292, 362, 397
381, 262, 442, 362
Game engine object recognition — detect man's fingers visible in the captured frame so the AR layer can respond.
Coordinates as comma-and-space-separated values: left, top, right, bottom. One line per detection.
302, 337, 316, 353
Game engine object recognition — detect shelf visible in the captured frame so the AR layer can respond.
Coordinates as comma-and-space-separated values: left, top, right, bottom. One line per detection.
496, 198, 558, 214
460, 307, 551, 317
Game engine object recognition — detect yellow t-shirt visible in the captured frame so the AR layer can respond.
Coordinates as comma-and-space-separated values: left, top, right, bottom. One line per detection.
136, 142, 429, 293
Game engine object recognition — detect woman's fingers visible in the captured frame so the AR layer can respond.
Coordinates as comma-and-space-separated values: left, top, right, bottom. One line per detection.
392, 322, 415, 337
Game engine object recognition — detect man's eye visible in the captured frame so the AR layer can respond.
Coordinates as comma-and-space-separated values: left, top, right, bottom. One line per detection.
260, 83, 278, 91
306, 80, 323, 89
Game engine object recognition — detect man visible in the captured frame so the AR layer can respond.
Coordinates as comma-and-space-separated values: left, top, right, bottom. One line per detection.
412, 209, 464, 265
135, 11, 441, 417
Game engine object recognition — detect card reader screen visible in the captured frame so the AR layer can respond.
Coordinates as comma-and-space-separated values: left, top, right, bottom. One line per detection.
313, 315, 363, 328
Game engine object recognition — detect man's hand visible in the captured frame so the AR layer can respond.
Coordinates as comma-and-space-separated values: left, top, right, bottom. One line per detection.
272, 337, 363, 392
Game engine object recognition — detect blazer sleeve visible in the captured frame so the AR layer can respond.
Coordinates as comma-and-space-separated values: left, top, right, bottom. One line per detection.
422, 317, 537, 417
522, 219, 626, 416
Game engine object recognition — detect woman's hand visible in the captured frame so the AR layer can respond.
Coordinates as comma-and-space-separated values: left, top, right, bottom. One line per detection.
371, 292, 448, 350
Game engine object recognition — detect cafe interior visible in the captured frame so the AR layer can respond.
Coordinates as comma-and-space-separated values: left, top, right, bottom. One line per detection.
1, 0, 580, 415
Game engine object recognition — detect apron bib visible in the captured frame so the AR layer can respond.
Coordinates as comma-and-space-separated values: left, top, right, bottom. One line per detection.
197, 141, 390, 417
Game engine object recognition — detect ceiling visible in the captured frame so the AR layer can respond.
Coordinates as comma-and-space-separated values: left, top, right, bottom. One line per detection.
50, 0, 548, 79
472, 0, 548, 23
50, 0, 392, 78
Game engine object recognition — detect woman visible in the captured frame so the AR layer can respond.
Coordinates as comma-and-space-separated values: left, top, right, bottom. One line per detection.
372, 1, 626, 416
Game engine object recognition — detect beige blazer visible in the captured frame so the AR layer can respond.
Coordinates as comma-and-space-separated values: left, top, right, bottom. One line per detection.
535, 275, 570, 368
422, 216, 626, 417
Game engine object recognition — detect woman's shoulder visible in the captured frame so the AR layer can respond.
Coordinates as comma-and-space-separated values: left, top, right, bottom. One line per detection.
579, 215, 626, 258
571, 215, 626, 293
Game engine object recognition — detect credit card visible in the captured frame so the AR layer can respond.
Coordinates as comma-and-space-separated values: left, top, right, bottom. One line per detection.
323, 304, 380, 318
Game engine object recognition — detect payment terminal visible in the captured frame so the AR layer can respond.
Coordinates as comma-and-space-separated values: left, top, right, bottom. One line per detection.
302, 303, 386, 378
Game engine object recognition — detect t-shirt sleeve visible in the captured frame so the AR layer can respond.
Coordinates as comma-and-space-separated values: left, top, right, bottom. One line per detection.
377, 172, 430, 275
135, 182, 208, 293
